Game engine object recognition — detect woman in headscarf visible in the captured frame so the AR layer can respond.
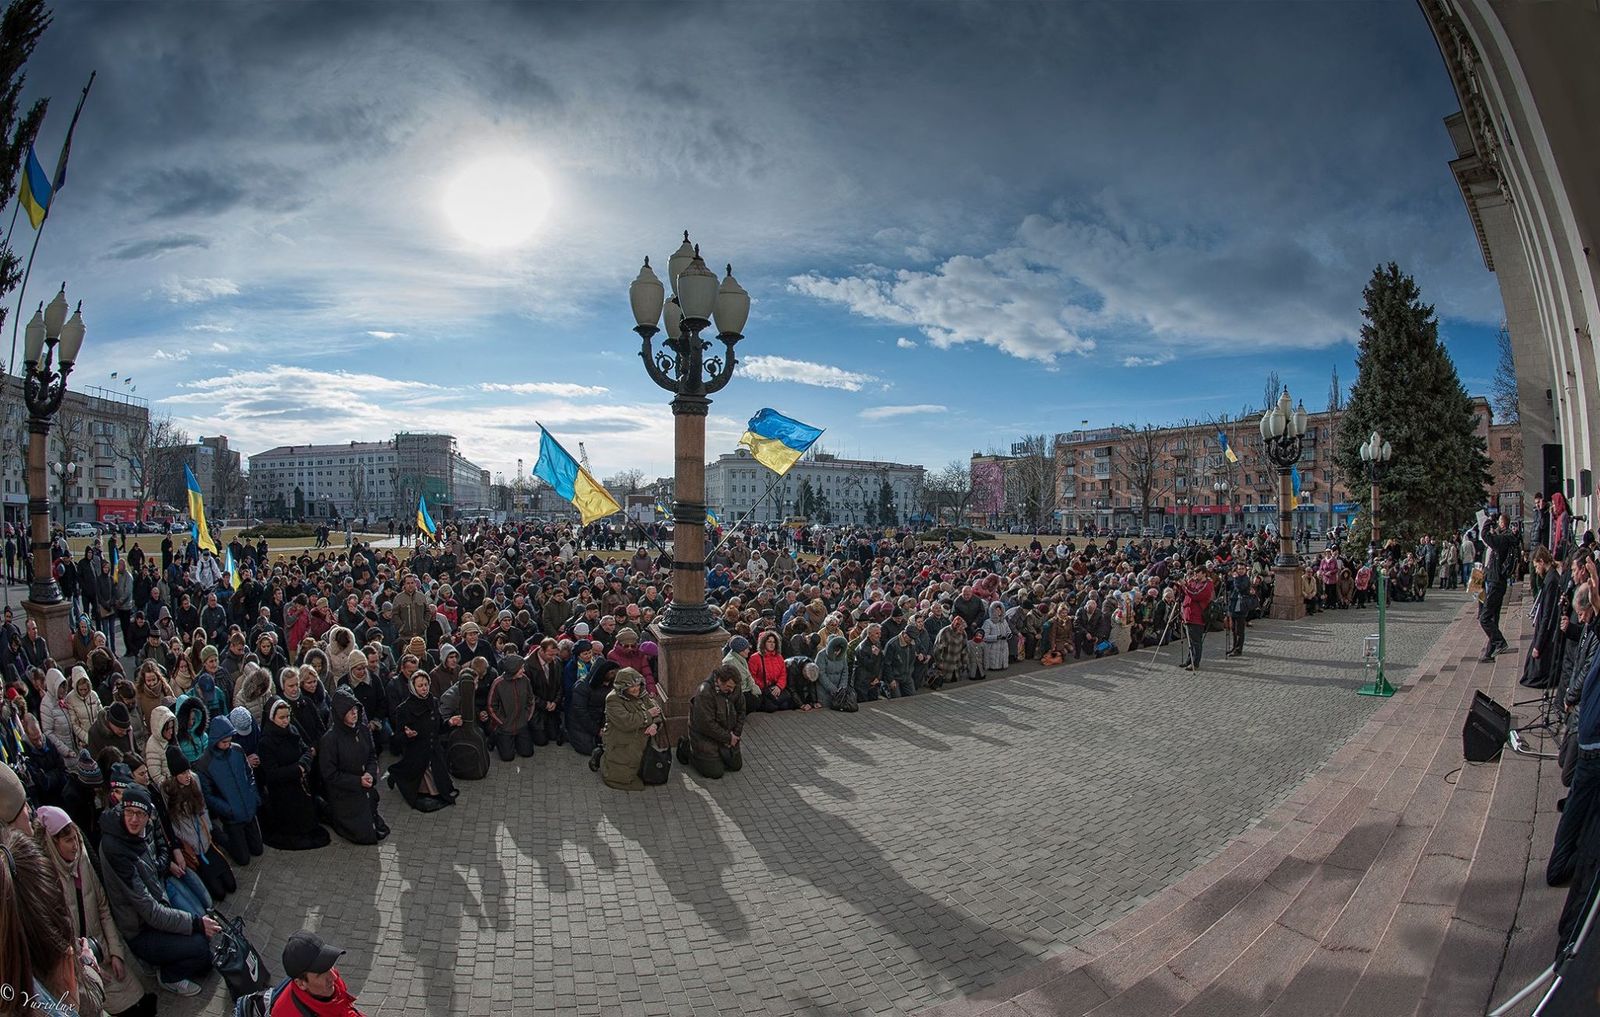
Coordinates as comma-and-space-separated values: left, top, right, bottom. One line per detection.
132, 661, 172, 736
36, 805, 157, 1017
69, 615, 96, 668
980, 603, 1012, 673
385, 667, 456, 813
286, 664, 329, 748
256, 697, 330, 851
599, 668, 657, 791
319, 686, 388, 844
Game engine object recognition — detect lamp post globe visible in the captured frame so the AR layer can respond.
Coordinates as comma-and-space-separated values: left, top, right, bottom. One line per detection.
1259, 383, 1308, 619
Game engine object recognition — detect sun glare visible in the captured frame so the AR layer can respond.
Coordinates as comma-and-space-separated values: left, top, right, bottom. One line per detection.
442, 155, 551, 249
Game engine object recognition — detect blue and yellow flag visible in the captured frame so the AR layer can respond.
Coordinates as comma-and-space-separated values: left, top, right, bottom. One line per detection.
654, 497, 671, 517
1289, 465, 1303, 510
416, 494, 438, 537
738, 408, 824, 476
706, 508, 721, 528
533, 425, 622, 525
1217, 431, 1238, 465
19, 145, 51, 229
223, 547, 241, 591
184, 464, 217, 553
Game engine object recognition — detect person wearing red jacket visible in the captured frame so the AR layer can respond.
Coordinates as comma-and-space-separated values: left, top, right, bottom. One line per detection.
271, 930, 366, 1017
747, 631, 793, 712
1179, 568, 1216, 672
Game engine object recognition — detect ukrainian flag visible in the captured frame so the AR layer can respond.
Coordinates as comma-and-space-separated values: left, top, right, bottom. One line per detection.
19, 145, 51, 229
706, 508, 721, 528
416, 494, 438, 538
184, 464, 218, 553
738, 408, 823, 476
223, 547, 241, 591
1289, 465, 1302, 510
654, 497, 671, 517
1217, 431, 1238, 465
533, 425, 621, 525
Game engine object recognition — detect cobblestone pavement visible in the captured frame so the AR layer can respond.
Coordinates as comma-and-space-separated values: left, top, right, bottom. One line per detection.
170, 592, 1464, 1017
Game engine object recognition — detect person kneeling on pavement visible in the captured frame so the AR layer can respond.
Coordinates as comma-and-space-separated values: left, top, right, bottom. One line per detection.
685, 664, 746, 779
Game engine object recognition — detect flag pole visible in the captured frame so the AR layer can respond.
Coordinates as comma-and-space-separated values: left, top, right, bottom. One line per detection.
6, 72, 94, 379
710, 468, 788, 559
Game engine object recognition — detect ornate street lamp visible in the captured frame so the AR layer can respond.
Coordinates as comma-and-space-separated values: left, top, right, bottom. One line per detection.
632, 232, 748, 735
50, 460, 80, 524
1214, 478, 1230, 531
21, 285, 85, 657
1259, 385, 1309, 620
1359, 429, 1394, 554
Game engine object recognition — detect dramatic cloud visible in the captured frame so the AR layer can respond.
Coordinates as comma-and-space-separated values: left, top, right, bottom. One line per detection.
161, 277, 240, 304
740, 355, 878, 392
481, 381, 609, 397
896, 337, 917, 349
860, 404, 946, 420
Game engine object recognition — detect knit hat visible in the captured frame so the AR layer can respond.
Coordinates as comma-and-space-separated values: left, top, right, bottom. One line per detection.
166, 743, 191, 777
727, 635, 750, 654
459, 620, 480, 635
0, 762, 26, 826
229, 707, 254, 736
107, 763, 135, 796
613, 667, 643, 691
616, 627, 639, 645
208, 715, 236, 743
347, 650, 369, 673
200, 645, 219, 663
72, 749, 103, 787
120, 783, 153, 814
640, 640, 659, 656
572, 622, 590, 637
498, 653, 524, 677
406, 636, 427, 657
107, 702, 132, 729
36, 805, 72, 838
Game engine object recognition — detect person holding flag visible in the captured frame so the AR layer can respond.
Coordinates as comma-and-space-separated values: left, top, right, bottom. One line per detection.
416, 494, 438, 544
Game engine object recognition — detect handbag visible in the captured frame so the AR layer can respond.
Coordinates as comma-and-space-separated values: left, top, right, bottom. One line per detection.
829, 685, 859, 712
639, 730, 672, 785
209, 911, 273, 1001
1041, 650, 1064, 667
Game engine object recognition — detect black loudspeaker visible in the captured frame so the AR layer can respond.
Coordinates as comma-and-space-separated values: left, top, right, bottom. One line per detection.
1463, 691, 1511, 763
1583, 469, 1593, 498
1543, 443, 1564, 498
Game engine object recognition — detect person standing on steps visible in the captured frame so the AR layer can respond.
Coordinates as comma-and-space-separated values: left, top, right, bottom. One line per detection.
1478, 512, 1519, 662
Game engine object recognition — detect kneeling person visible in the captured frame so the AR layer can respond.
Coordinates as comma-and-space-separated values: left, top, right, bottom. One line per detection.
688, 664, 745, 780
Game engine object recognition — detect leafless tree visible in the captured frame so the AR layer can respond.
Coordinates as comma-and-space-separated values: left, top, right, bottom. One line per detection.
1491, 324, 1519, 424
938, 459, 974, 525
1262, 370, 1283, 413
112, 412, 188, 524
218, 463, 248, 521
50, 401, 90, 523
1115, 423, 1167, 526
603, 468, 647, 495
1001, 434, 1056, 532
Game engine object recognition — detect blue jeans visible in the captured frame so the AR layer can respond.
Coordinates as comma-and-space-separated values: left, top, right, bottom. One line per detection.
130, 927, 211, 983
165, 870, 211, 918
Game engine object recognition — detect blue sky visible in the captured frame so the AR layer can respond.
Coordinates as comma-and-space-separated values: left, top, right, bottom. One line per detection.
10, 1, 1501, 480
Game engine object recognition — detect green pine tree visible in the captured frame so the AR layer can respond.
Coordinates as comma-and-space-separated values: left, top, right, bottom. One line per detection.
1334, 263, 1491, 546
876, 478, 896, 526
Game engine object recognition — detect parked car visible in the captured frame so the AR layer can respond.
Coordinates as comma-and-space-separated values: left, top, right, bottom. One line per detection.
64, 522, 97, 538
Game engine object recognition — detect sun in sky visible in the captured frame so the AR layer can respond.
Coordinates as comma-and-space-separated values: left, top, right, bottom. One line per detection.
441, 154, 552, 249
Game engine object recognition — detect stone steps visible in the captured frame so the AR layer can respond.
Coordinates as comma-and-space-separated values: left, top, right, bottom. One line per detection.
923, 591, 1547, 1017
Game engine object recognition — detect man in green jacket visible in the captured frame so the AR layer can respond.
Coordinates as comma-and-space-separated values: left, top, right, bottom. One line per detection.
687, 665, 745, 779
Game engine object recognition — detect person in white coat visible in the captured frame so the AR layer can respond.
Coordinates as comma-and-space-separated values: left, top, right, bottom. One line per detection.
980, 603, 1012, 673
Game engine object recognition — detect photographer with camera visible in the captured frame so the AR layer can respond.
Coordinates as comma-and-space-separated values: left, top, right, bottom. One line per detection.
1178, 564, 1217, 672
1225, 561, 1257, 658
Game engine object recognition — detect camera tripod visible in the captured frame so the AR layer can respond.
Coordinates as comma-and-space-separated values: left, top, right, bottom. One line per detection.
1146, 602, 1190, 668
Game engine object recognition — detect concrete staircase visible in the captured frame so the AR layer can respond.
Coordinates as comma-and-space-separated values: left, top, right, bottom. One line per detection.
924, 591, 1569, 1017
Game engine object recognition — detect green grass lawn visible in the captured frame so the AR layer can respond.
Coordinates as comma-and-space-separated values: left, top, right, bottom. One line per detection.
63, 528, 394, 557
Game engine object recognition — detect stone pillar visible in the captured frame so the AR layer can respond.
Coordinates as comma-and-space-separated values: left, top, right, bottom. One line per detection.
23, 418, 72, 659
1270, 468, 1305, 621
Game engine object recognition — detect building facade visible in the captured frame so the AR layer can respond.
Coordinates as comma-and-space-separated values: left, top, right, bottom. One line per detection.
249, 433, 488, 522
705, 449, 925, 527
1, 378, 151, 526
1419, 0, 1600, 521
157, 435, 243, 520
1052, 398, 1521, 536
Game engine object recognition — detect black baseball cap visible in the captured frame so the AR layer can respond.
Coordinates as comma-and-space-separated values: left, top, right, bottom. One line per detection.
283, 931, 344, 979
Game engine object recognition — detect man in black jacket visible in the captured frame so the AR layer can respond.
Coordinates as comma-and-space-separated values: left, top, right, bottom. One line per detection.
1479, 513, 1520, 662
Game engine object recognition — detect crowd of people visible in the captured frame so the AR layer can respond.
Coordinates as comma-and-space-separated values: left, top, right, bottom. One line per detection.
0, 512, 1485, 1012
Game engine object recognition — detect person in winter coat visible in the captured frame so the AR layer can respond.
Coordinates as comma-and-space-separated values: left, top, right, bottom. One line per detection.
605, 627, 655, 695
599, 668, 657, 791
37, 805, 156, 1016
97, 784, 222, 996
342, 652, 388, 756
851, 625, 887, 701
172, 694, 209, 765
66, 666, 104, 750
980, 603, 1012, 673
192, 646, 231, 721
1179, 569, 1216, 672
720, 636, 758, 713
816, 635, 852, 706
233, 662, 273, 729
197, 715, 263, 866
568, 658, 617, 758
144, 705, 178, 789
487, 653, 535, 760
257, 698, 330, 851
319, 686, 387, 845
88, 700, 139, 764
883, 626, 915, 698
282, 665, 328, 751
132, 662, 172, 736
931, 614, 972, 690
163, 747, 236, 903
747, 631, 792, 711
40, 667, 76, 756
687, 665, 745, 779
386, 669, 456, 813
527, 640, 565, 747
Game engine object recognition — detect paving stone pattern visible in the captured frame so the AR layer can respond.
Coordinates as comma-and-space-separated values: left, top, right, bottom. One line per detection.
169, 593, 1462, 1017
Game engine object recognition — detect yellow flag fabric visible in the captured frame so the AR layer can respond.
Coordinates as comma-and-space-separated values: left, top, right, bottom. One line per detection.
572, 468, 622, 526
184, 464, 218, 554
738, 432, 806, 476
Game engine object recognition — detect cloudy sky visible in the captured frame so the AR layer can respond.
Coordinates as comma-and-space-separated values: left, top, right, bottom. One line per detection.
11, 0, 1499, 480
